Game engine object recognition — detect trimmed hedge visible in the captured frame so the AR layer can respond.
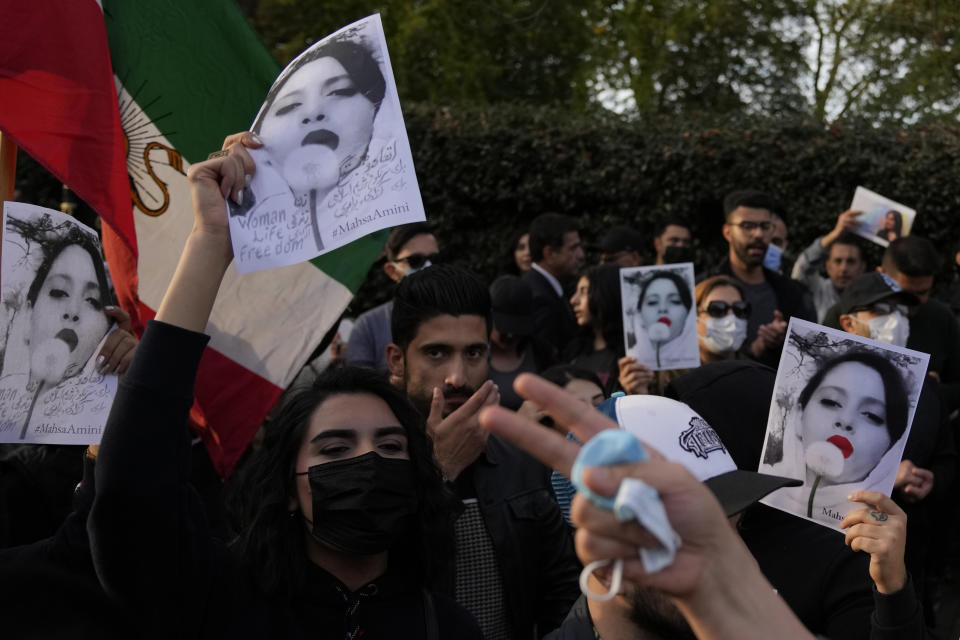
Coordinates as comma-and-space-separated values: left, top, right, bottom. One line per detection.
350, 104, 960, 313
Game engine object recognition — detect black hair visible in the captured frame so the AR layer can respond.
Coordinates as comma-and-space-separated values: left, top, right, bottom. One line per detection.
391, 264, 492, 351
637, 270, 693, 312
722, 190, 783, 221
584, 264, 624, 354
882, 236, 939, 278
385, 222, 434, 262
653, 217, 692, 239
253, 38, 386, 134
540, 364, 605, 395
797, 350, 909, 446
500, 228, 530, 276
827, 232, 865, 261
528, 212, 579, 263
14, 221, 112, 310
226, 365, 455, 598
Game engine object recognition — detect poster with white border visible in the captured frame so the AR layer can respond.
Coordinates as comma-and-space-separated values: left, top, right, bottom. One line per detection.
620, 262, 699, 371
0, 202, 119, 444
227, 13, 426, 274
849, 186, 916, 248
759, 318, 929, 531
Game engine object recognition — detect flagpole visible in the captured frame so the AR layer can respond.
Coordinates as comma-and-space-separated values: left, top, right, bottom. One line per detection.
0, 132, 18, 288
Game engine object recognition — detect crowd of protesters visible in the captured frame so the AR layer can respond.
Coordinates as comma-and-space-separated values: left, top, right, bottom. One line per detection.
1, 130, 958, 640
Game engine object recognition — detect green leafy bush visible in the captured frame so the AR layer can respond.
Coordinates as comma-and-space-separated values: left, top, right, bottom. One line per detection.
351, 103, 960, 313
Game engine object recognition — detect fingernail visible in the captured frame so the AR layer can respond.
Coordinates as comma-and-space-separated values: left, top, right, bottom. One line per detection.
105, 305, 116, 311
249, 133, 263, 145
234, 189, 243, 206
245, 174, 252, 186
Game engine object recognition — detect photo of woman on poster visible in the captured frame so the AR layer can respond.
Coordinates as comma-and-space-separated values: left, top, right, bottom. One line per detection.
620, 264, 699, 371
759, 320, 927, 530
875, 209, 904, 244
0, 207, 122, 442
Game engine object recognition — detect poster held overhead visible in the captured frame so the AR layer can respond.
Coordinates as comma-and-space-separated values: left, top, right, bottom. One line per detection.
848, 186, 916, 248
0, 202, 119, 444
620, 263, 699, 371
758, 318, 929, 531
228, 14, 425, 273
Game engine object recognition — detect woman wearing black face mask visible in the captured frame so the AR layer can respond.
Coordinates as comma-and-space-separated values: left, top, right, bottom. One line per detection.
88, 133, 480, 639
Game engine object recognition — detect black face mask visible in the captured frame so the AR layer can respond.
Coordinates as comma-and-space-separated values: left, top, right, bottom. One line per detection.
298, 451, 419, 555
662, 245, 694, 264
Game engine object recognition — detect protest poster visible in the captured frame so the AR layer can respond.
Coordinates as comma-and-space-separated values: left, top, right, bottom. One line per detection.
759, 318, 929, 531
0, 202, 118, 444
620, 263, 699, 371
849, 186, 916, 248
228, 13, 425, 273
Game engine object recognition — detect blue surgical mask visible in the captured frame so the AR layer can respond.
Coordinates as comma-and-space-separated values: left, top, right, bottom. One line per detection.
763, 243, 783, 271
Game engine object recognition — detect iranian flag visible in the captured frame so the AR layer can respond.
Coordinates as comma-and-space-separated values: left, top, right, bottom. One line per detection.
3, 0, 387, 476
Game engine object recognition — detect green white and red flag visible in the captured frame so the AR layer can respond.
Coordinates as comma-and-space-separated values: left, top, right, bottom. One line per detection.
1, 0, 386, 476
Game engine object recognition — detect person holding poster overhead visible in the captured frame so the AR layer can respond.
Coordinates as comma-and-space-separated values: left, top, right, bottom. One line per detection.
87, 137, 481, 638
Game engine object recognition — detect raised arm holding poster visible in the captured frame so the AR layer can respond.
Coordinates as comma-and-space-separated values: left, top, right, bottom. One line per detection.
758, 318, 929, 531
228, 13, 425, 273
0, 202, 118, 444
620, 263, 699, 371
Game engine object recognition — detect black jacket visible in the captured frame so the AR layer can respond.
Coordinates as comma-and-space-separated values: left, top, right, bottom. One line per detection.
451, 436, 581, 638
522, 268, 578, 358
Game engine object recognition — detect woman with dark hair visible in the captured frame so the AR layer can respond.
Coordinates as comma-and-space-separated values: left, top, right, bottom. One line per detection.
761, 349, 912, 526
228, 34, 388, 252
565, 264, 624, 393
499, 230, 531, 275
875, 209, 904, 244
87, 137, 480, 638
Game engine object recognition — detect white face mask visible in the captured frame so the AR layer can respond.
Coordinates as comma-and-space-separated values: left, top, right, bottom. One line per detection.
864, 310, 910, 347
700, 314, 748, 354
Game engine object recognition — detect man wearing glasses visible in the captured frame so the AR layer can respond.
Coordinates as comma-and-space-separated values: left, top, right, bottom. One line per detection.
712, 190, 816, 367
347, 222, 440, 374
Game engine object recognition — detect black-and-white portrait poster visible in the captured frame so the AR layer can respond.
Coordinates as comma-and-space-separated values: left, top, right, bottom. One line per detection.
759, 318, 929, 531
620, 263, 699, 371
228, 13, 425, 274
0, 202, 118, 444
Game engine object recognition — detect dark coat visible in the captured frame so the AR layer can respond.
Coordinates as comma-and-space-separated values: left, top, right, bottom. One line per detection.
522, 268, 578, 359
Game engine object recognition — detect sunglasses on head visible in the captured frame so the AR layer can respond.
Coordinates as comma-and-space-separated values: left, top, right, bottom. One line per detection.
394, 252, 440, 270
850, 302, 909, 317
700, 300, 751, 319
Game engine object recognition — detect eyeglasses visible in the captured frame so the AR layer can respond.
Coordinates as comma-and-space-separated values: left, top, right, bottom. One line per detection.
393, 252, 440, 270
728, 221, 772, 233
850, 302, 909, 317
700, 300, 751, 319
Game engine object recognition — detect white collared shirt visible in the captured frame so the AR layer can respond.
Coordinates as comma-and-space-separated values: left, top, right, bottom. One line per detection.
531, 262, 563, 298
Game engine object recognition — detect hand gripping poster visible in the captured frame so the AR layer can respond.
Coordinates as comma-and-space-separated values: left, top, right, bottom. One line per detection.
227, 14, 426, 273
759, 318, 929, 531
0, 202, 119, 444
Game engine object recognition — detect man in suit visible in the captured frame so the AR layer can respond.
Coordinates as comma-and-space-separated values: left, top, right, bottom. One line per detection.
522, 213, 584, 358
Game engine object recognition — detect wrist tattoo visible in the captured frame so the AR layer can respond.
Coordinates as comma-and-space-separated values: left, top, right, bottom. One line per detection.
869, 511, 889, 522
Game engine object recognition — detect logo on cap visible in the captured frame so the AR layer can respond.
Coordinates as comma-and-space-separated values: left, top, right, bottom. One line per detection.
879, 273, 902, 292
679, 416, 727, 460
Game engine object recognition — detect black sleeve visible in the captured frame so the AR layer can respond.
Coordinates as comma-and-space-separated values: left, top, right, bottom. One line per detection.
870, 574, 933, 640
88, 320, 215, 633
0, 454, 96, 579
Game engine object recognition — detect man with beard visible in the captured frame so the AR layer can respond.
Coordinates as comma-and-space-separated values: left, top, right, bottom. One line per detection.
710, 190, 815, 367
385, 264, 580, 639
